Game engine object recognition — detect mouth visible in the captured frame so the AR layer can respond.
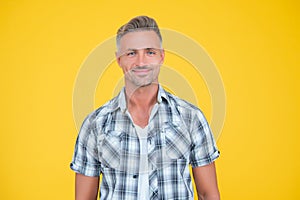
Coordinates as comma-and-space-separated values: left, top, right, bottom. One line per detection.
132, 67, 152, 76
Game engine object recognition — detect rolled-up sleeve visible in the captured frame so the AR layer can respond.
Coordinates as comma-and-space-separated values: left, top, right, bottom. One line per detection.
70, 116, 101, 177
189, 110, 220, 168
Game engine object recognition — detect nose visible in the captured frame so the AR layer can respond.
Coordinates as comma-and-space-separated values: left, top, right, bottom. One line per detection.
135, 51, 147, 66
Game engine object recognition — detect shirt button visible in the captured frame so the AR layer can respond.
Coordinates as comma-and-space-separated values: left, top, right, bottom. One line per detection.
133, 174, 138, 178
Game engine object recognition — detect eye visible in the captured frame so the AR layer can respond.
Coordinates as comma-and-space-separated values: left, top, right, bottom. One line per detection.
146, 49, 157, 56
126, 51, 136, 57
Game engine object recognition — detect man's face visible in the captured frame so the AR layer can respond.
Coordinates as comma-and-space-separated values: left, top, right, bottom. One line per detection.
116, 31, 164, 87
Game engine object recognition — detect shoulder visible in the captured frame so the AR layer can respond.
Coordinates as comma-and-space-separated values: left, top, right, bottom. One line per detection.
80, 95, 119, 132
162, 90, 209, 129
164, 90, 202, 114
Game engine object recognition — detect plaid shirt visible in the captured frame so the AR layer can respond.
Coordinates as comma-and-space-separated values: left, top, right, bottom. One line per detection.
70, 85, 220, 200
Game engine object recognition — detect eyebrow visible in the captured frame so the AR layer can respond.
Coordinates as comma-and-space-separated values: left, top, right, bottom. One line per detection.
117, 48, 161, 58
126, 48, 158, 51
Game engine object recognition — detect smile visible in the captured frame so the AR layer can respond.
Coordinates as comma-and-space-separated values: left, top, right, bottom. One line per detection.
132, 68, 152, 76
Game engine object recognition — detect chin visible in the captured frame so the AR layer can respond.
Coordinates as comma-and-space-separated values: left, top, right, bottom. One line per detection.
132, 78, 153, 87
133, 82, 151, 88
140, 82, 152, 87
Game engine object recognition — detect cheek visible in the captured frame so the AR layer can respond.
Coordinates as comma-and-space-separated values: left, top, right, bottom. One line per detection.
151, 56, 164, 65
119, 60, 132, 72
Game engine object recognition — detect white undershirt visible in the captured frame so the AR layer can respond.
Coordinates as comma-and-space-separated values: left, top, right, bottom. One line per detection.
128, 103, 158, 199
135, 124, 149, 200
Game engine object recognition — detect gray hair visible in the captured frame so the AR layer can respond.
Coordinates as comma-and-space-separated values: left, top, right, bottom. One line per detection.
116, 16, 162, 50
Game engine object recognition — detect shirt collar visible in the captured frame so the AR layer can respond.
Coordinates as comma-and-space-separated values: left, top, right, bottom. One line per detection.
117, 84, 169, 113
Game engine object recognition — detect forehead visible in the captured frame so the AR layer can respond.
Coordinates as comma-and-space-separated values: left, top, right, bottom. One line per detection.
119, 31, 161, 51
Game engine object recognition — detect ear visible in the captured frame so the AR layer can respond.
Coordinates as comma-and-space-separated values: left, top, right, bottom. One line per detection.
159, 49, 165, 64
115, 51, 121, 66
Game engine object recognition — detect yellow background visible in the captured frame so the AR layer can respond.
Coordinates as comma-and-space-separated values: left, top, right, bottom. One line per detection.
1, 0, 299, 199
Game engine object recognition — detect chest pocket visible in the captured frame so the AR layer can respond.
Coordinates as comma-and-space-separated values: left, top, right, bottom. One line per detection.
148, 121, 192, 170
163, 121, 192, 160
98, 130, 123, 169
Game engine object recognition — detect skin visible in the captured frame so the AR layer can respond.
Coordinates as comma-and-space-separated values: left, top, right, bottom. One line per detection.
75, 173, 99, 200
75, 30, 220, 200
193, 162, 220, 200
116, 31, 164, 128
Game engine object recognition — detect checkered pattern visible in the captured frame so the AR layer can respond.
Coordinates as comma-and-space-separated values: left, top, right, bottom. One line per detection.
70, 85, 220, 200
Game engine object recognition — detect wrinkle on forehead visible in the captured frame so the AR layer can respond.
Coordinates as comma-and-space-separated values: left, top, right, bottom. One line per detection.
116, 47, 163, 58
117, 31, 162, 54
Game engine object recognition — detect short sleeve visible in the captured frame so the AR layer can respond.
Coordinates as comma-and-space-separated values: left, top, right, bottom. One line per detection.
70, 115, 101, 177
189, 110, 220, 168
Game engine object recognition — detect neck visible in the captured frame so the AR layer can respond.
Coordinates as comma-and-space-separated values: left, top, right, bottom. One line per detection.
125, 83, 159, 109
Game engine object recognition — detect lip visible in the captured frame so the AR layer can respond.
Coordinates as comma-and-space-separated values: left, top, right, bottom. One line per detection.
132, 68, 151, 76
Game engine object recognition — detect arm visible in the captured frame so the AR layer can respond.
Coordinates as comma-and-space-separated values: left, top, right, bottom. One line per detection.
75, 173, 100, 200
192, 162, 220, 200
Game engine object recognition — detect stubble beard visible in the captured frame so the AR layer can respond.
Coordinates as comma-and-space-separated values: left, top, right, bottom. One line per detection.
126, 65, 160, 87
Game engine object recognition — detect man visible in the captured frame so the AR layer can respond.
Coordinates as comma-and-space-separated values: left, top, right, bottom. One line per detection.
71, 16, 220, 200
